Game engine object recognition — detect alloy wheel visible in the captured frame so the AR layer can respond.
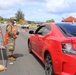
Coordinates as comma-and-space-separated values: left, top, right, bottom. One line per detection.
45, 54, 54, 75
28, 42, 32, 53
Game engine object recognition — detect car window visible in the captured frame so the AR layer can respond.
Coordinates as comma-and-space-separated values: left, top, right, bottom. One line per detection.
56, 23, 76, 36
35, 26, 45, 35
35, 25, 51, 36
42, 25, 51, 35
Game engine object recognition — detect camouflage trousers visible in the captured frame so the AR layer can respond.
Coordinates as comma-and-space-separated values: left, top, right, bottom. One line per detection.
8, 37, 15, 52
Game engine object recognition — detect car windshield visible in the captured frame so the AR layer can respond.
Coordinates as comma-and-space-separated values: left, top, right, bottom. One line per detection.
56, 23, 76, 36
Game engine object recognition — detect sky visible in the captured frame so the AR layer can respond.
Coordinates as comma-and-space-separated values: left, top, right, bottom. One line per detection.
0, 0, 76, 22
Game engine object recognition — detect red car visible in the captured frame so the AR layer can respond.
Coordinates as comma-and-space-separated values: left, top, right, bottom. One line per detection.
28, 23, 76, 75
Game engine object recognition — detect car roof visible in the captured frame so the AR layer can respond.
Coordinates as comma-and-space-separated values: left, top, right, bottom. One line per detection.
37, 22, 76, 27
45, 22, 76, 26
55, 22, 76, 26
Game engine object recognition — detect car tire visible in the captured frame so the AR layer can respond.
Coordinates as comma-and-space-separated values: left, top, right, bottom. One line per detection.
45, 53, 54, 75
28, 42, 32, 53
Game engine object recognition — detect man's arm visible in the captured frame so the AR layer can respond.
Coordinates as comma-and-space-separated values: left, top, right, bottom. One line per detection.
6, 25, 14, 37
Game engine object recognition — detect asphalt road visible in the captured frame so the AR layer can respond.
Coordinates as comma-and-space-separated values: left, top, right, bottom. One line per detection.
0, 25, 45, 75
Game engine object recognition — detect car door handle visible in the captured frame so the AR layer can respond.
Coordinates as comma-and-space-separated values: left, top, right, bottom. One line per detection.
32, 41, 36, 44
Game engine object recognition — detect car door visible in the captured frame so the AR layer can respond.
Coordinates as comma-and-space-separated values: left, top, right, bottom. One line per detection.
31, 26, 45, 53
32, 26, 45, 53
35, 25, 51, 57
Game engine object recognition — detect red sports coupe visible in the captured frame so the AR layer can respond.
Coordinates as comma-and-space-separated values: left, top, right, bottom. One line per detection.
28, 23, 76, 75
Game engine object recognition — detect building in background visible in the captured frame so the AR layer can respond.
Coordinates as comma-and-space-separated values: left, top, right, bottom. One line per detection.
62, 16, 76, 23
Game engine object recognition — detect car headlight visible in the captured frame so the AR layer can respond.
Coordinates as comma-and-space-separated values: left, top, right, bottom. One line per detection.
62, 43, 76, 54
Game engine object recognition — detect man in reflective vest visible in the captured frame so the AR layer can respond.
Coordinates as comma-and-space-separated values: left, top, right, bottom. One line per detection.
4, 18, 18, 61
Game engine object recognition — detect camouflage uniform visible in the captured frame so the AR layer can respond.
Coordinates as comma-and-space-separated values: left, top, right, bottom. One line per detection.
6, 24, 15, 52
4, 18, 18, 61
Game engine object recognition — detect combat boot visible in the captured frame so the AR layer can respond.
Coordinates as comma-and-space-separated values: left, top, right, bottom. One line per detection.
12, 55, 17, 58
8, 57, 16, 61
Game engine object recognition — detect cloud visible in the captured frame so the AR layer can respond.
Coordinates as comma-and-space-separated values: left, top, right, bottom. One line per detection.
0, 0, 21, 10
0, 0, 76, 22
43, 0, 76, 14
0, 0, 45, 10
0, 8, 18, 18
1, 0, 76, 13
23, 0, 45, 2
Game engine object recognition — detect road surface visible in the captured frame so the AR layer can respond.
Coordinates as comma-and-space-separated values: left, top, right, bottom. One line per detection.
0, 25, 45, 75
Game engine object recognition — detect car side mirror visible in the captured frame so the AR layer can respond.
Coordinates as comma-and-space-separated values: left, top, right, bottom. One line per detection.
29, 30, 34, 34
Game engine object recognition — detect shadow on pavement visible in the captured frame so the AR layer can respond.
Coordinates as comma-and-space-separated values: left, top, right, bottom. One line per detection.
31, 53, 45, 69
14, 53, 24, 58
0, 50, 24, 60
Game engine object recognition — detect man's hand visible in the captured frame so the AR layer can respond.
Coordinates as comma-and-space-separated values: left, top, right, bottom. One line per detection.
0, 46, 6, 50
16, 31, 19, 35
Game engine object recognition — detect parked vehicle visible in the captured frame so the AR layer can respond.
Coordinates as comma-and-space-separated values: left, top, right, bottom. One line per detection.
21, 24, 29, 29
28, 23, 76, 75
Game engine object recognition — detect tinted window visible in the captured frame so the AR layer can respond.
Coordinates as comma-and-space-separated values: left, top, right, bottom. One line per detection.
56, 23, 76, 36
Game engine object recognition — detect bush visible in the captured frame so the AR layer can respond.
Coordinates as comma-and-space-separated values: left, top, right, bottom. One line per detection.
17, 19, 22, 24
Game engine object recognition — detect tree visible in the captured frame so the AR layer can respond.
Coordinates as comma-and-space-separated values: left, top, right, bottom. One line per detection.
27, 21, 32, 24
15, 10, 25, 22
18, 19, 23, 24
3, 18, 7, 21
46, 19, 55, 23
0, 16, 3, 22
